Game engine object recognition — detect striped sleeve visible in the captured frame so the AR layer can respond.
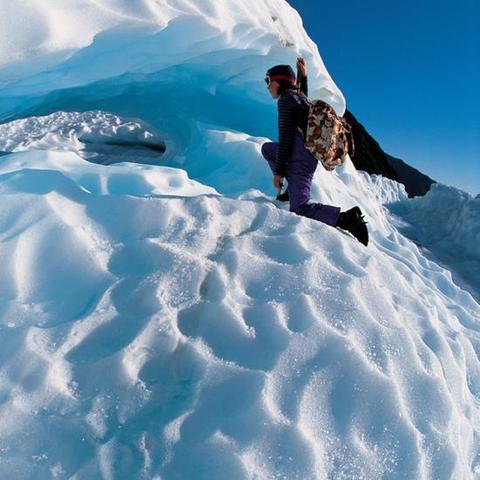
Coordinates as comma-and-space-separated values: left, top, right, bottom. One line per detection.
300, 74, 308, 96
275, 95, 296, 176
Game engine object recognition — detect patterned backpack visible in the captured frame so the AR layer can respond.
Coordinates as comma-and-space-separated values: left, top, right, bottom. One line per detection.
298, 94, 354, 171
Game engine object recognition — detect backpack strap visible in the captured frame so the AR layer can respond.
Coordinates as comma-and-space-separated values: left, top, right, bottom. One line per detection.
344, 122, 355, 157
290, 90, 311, 108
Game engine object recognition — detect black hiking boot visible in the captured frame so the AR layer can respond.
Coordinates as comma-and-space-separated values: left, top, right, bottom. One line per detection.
276, 189, 289, 202
337, 206, 369, 246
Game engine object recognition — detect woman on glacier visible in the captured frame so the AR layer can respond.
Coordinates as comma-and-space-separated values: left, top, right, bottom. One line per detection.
261, 58, 369, 246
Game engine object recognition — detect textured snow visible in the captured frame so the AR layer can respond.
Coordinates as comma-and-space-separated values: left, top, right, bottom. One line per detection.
0, 111, 167, 165
0, 1, 479, 479
388, 184, 480, 302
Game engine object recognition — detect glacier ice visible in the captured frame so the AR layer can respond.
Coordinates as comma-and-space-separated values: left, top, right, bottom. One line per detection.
0, 1, 479, 479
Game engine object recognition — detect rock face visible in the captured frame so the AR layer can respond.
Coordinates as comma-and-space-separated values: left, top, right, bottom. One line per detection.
386, 154, 436, 198
345, 110, 435, 197
344, 110, 397, 179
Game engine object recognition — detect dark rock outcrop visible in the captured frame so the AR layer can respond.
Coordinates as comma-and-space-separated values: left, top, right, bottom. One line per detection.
386, 154, 435, 198
345, 109, 435, 197
344, 110, 397, 180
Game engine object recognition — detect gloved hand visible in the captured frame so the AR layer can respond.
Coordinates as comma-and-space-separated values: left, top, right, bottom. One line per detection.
273, 175, 284, 189
296, 57, 307, 76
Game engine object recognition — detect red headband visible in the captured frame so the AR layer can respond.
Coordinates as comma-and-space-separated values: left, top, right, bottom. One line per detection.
268, 74, 296, 84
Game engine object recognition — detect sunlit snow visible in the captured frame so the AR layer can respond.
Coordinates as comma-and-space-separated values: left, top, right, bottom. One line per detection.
0, 1, 479, 479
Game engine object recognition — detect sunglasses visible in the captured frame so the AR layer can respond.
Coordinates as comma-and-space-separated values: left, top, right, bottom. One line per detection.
264, 76, 271, 86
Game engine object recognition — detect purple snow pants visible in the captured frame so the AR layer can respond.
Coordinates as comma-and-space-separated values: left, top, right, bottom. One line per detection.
261, 132, 340, 226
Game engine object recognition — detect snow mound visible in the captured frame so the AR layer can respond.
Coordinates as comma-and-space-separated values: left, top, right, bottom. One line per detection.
1, 143, 479, 480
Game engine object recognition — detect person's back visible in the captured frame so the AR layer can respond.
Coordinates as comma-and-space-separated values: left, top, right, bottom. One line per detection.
275, 89, 310, 176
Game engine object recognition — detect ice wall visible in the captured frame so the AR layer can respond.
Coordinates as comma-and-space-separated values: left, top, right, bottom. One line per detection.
0, 0, 344, 159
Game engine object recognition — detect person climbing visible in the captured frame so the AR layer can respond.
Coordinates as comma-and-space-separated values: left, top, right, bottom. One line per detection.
261, 57, 369, 246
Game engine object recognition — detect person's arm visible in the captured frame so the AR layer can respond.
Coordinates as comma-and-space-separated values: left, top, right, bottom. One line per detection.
275, 95, 296, 177
299, 74, 308, 96
296, 57, 308, 96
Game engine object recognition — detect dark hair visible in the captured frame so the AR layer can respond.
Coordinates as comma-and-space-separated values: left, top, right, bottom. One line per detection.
276, 79, 296, 96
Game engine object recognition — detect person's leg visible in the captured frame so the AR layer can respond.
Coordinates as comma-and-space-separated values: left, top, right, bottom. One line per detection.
261, 142, 278, 174
263, 137, 367, 242
287, 134, 340, 226
261, 141, 289, 201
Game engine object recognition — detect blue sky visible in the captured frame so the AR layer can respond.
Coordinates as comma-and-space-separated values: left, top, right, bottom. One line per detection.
286, 0, 479, 195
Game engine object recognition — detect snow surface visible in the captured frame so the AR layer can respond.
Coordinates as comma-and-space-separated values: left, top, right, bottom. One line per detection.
388, 185, 480, 303
0, 1, 479, 479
